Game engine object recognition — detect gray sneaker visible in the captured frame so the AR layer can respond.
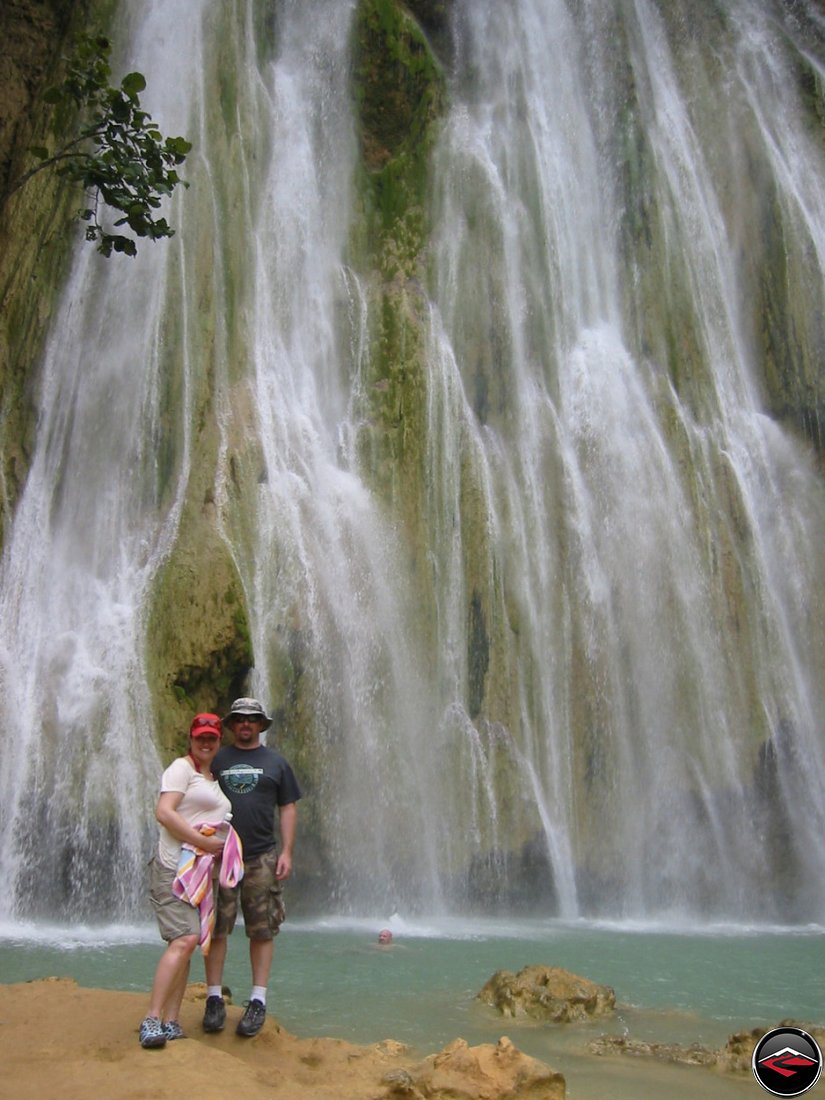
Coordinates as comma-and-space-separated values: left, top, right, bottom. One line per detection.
139, 1015, 167, 1048
163, 1020, 186, 1040
202, 995, 226, 1032
236, 998, 266, 1037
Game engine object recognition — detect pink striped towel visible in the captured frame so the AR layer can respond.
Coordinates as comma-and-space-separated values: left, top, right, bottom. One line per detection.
172, 822, 244, 955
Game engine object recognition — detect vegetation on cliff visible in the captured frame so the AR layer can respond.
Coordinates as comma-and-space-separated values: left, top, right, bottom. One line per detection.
347, 0, 447, 664
7, 31, 192, 257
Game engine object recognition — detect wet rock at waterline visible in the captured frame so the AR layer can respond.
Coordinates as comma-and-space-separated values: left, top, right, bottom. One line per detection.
477, 965, 616, 1023
588, 1034, 718, 1067
589, 1020, 825, 1076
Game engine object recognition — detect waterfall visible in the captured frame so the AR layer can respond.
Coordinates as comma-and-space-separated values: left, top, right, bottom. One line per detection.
0, 2, 212, 918
2, 0, 825, 925
424, 0, 825, 919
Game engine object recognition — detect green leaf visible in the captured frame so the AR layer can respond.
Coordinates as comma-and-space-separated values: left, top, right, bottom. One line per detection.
121, 71, 147, 100
109, 95, 132, 123
112, 235, 137, 256
165, 136, 193, 157
24, 31, 190, 259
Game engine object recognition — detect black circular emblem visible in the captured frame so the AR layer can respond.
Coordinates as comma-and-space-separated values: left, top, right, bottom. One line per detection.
753, 1026, 823, 1097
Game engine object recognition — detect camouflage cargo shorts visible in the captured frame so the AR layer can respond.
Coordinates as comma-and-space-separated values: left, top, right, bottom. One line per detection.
214, 846, 285, 941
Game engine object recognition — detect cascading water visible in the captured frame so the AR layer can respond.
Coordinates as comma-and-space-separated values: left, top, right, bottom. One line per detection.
206, 0, 447, 910
0, 3, 211, 917
1, 0, 825, 925
424, 0, 825, 920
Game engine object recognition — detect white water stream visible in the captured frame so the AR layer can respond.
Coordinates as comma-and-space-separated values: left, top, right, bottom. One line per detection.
1, 0, 824, 925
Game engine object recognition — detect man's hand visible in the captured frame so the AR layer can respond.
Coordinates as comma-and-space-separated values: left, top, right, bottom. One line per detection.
275, 852, 292, 880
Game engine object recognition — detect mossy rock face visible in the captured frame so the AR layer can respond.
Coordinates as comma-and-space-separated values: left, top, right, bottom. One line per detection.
0, 0, 83, 192
347, 0, 448, 649
353, 0, 445, 175
352, 0, 446, 263
405, 0, 451, 38
147, 516, 253, 760
349, 0, 445, 484
144, 381, 256, 762
753, 182, 825, 448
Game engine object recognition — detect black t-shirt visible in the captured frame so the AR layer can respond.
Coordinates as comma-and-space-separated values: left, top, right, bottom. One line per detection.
213, 743, 302, 857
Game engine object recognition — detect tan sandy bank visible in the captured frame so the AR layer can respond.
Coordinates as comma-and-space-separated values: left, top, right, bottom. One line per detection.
0, 977, 565, 1100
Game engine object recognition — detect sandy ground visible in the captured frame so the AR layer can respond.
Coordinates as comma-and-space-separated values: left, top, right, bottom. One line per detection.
0, 977, 761, 1100
0, 978, 419, 1100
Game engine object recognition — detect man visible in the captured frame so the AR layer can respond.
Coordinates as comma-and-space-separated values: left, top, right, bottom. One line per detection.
202, 697, 301, 1038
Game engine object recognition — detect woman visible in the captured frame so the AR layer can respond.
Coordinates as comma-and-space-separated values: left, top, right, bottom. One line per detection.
139, 712, 230, 1048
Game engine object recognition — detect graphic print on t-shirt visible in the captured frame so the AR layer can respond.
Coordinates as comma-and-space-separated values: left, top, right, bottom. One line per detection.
221, 763, 264, 794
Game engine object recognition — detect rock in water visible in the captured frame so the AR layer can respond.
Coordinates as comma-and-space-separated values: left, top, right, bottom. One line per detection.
477, 965, 616, 1023
381, 1036, 566, 1099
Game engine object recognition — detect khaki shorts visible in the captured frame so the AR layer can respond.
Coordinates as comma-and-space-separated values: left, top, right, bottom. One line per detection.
149, 857, 201, 942
214, 847, 286, 941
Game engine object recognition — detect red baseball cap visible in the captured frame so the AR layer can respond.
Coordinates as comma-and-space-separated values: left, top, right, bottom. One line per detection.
190, 713, 223, 739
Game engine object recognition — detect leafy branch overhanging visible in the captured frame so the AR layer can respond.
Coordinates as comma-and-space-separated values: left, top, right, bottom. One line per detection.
6, 33, 192, 258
